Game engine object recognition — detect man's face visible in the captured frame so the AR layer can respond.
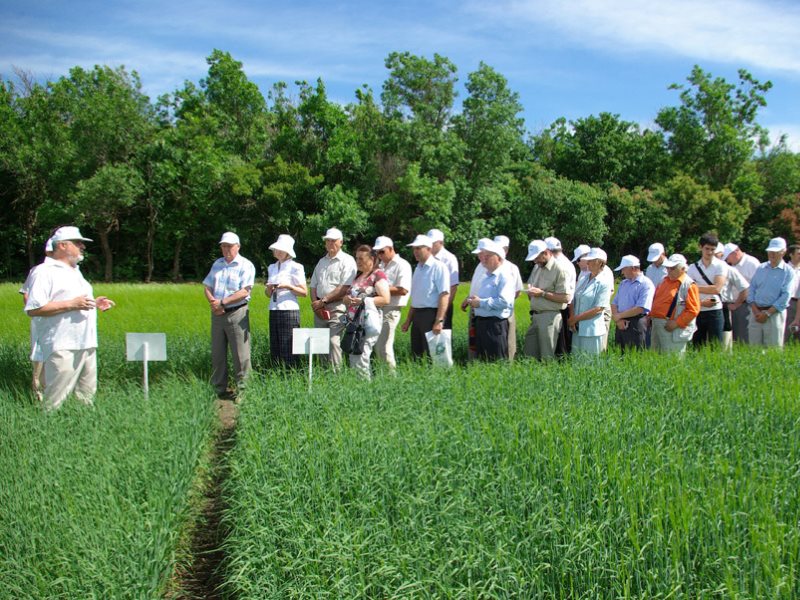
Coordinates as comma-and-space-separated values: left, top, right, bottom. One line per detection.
378, 246, 395, 263
220, 242, 239, 263
431, 240, 443, 254
534, 250, 550, 268
324, 238, 342, 256
700, 244, 717, 261
767, 249, 785, 266
653, 255, 665, 267
481, 251, 501, 272
790, 249, 800, 265
413, 245, 431, 262
59, 240, 85, 266
622, 266, 637, 280
578, 257, 589, 271
725, 248, 743, 266
667, 265, 683, 281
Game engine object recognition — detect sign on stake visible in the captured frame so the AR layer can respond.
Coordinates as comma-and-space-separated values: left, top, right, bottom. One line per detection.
126, 333, 167, 399
292, 328, 330, 391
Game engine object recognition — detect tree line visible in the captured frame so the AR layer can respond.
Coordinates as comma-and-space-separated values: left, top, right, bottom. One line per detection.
2, 50, 799, 282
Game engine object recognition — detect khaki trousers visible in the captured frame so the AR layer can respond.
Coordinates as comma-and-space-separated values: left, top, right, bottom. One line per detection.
523, 311, 561, 361
650, 319, 690, 354
32, 361, 45, 401
748, 311, 786, 347
44, 348, 97, 411
375, 308, 402, 370
314, 305, 347, 370
211, 306, 252, 394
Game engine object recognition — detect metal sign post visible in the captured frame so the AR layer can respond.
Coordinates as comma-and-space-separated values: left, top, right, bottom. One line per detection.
126, 333, 167, 399
292, 328, 331, 391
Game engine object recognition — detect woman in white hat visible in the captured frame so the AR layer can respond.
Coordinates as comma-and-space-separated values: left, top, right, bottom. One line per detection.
266, 235, 307, 366
567, 248, 612, 356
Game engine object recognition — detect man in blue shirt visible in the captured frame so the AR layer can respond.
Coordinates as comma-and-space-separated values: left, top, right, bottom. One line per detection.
464, 239, 517, 361
747, 237, 795, 347
203, 231, 256, 399
611, 255, 655, 352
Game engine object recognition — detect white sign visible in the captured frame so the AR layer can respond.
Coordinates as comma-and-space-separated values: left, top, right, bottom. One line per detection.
292, 328, 330, 355
126, 333, 167, 361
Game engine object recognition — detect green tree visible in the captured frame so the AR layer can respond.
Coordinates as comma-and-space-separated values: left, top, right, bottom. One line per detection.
656, 66, 772, 190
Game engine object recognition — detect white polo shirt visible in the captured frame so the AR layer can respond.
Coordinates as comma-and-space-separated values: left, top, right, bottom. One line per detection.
380, 254, 413, 308
267, 259, 306, 310
24, 257, 97, 361
688, 257, 728, 312
433, 246, 459, 288
731, 253, 760, 283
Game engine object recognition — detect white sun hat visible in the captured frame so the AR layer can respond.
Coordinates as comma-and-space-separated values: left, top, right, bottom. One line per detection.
269, 234, 296, 258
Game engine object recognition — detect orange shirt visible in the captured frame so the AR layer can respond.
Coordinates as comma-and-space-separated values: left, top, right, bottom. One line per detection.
650, 274, 701, 329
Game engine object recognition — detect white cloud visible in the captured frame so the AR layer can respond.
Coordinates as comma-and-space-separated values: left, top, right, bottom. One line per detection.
477, 0, 800, 75
764, 123, 800, 152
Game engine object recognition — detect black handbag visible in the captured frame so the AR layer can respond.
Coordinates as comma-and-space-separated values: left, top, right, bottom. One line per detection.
341, 303, 367, 355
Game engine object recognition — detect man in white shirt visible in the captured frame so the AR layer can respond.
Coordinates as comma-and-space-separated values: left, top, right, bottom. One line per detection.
310, 228, 358, 370
722, 242, 761, 343
373, 236, 412, 371
645, 243, 668, 288
687, 233, 728, 347
427, 229, 459, 329
19, 236, 54, 401
24, 226, 115, 411
494, 236, 524, 360
715, 243, 749, 351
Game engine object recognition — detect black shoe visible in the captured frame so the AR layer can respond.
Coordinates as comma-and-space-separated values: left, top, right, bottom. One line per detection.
217, 390, 236, 401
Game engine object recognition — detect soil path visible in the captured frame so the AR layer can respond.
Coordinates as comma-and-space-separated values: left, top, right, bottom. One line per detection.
168, 399, 238, 599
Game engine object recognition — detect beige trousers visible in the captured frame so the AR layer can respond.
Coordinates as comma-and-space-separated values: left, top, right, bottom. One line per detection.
523, 311, 561, 361
43, 348, 97, 411
375, 308, 402, 370
314, 306, 347, 370
650, 319, 690, 354
748, 311, 786, 347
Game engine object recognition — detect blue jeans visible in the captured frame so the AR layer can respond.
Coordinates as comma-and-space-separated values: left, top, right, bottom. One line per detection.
692, 309, 724, 346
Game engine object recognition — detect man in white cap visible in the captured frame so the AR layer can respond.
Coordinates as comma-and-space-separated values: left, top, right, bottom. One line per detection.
401, 234, 450, 357
462, 238, 491, 361
493, 235, 524, 359
523, 240, 570, 361
24, 226, 115, 410
464, 239, 516, 360
310, 227, 358, 370
722, 242, 761, 343
610, 255, 655, 351
545, 236, 576, 356
645, 243, 668, 288
373, 235, 412, 370
203, 231, 255, 399
427, 229, 459, 329
746, 237, 795, 347
19, 236, 55, 401
648, 254, 700, 353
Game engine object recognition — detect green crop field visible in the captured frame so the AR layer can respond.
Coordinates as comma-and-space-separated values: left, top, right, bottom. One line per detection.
1, 283, 799, 599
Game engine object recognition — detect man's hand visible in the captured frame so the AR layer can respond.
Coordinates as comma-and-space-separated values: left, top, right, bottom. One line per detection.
527, 286, 543, 298
401, 319, 411, 333
73, 295, 95, 310
755, 311, 769, 324
311, 299, 325, 311
432, 321, 443, 334
664, 319, 678, 332
95, 296, 115, 311
615, 318, 628, 331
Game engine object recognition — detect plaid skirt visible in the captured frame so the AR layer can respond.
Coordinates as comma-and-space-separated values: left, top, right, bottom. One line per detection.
270, 309, 300, 366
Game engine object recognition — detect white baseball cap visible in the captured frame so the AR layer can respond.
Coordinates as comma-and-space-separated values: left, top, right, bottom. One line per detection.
407, 234, 433, 248
614, 254, 640, 271
647, 243, 665, 262
661, 253, 688, 268
51, 226, 92, 243
322, 227, 343, 241
572, 244, 591, 262
426, 228, 445, 243
525, 239, 548, 261
585, 247, 607, 262
714, 242, 724, 255
493, 235, 510, 248
373, 236, 393, 251
45, 237, 54, 253
268, 234, 296, 258
472, 238, 505, 259
721, 242, 739, 260
544, 236, 562, 251
766, 237, 787, 252
219, 231, 240, 245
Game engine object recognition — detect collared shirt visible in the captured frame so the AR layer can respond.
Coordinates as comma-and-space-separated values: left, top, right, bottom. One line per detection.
611, 274, 655, 314
645, 263, 668, 288
410, 255, 450, 308
506, 260, 524, 294
310, 250, 357, 301
203, 253, 256, 306
469, 263, 488, 296
650, 274, 701, 328
555, 252, 577, 301
267, 259, 306, 311
598, 266, 615, 308
380, 254, 413, 308
747, 260, 794, 312
527, 256, 569, 312
474, 263, 516, 319
790, 262, 800, 299
720, 266, 749, 304
433, 246, 459, 288
24, 257, 97, 360
21, 263, 46, 361
573, 274, 612, 337
731, 253, 760, 282
687, 257, 728, 312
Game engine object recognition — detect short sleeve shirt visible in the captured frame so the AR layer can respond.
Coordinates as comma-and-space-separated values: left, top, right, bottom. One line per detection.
347, 270, 388, 319
411, 256, 450, 308
380, 254, 413, 308
310, 251, 358, 300
433, 247, 459, 288
203, 254, 256, 304
688, 258, 728, 312
267, 259, 306, 310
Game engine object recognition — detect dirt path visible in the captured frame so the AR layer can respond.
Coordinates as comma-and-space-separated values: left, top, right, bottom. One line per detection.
167, 399, 238, 599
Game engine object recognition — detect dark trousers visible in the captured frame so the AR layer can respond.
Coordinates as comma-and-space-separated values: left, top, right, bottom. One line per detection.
614, 315, 647, 352
555, 307, 572, 357
443, 303, 454, 330
475, 317, 509, 361
693, 309, 724, 346
269, 309, 300, 367
410, 308, 438, 357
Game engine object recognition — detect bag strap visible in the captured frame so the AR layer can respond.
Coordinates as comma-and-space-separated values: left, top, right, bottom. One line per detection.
666, 285, 681, 319
694, 261, 714, 286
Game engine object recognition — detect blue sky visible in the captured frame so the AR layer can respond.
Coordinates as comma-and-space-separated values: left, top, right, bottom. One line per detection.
2, 0, 799, 149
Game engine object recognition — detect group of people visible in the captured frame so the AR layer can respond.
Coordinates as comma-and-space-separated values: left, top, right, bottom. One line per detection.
21, 224, 800, 408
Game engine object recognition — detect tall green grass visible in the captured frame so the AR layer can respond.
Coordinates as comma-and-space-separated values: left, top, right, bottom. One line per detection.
0, 376, 216, 599
222, 348, 800, 598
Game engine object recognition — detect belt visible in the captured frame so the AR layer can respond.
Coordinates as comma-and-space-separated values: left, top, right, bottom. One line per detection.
623, 314, 645, 320
530, 309, 557, 315
755, 305, 772, 311
412, 307, 437, 312
474, 316, 504, 322
791, 298, 798, 303
223, 302, 248, 313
